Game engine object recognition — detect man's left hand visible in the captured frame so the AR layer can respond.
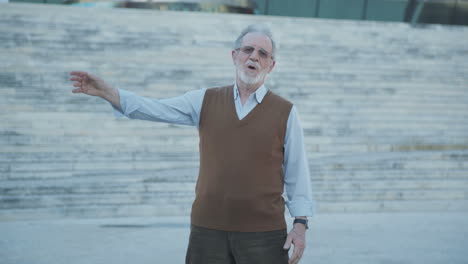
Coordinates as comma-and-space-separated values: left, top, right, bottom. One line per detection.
283, 222, 307, 264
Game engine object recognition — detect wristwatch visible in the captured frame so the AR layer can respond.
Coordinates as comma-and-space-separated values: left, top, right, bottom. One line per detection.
293, 218, 309, 229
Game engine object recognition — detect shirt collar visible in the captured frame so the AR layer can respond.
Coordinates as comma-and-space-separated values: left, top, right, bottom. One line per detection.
233, 83, 268, 104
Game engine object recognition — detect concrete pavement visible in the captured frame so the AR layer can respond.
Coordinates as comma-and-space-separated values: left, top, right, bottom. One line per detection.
1, 212, 467, 264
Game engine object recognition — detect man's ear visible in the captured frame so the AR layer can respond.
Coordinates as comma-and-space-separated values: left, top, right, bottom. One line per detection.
232, 50, 237, 64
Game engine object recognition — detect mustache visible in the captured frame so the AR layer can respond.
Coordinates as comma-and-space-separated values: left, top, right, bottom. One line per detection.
245, 61, 260, 69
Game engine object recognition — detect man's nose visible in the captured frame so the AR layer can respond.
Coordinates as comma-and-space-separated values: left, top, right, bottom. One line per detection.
249, 49, 260, 61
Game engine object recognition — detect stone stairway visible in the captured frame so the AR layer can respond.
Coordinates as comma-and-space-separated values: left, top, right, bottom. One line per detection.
1, 3, 467, 220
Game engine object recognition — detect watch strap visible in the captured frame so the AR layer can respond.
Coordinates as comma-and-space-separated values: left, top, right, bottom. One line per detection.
293, 218, 308, 229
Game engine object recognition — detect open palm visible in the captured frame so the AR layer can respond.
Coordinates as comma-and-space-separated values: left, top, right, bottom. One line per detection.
70, 71, 109, 97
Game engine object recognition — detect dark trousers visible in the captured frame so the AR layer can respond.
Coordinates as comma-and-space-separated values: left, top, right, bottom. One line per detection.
185, 225, 289, 264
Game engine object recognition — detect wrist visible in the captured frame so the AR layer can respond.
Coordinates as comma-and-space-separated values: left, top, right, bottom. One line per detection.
101, 85, 115, 99
293, 218, 309, 229
102, 87, 120, 107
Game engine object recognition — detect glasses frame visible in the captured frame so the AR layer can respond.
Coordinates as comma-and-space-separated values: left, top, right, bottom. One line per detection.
236, 45, 273, 60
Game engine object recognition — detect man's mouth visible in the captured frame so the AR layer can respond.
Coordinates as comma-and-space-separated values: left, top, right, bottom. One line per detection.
247, 65, 257, 70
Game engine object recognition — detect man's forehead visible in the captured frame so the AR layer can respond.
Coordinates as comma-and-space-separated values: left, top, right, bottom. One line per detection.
241, 32, 273, 51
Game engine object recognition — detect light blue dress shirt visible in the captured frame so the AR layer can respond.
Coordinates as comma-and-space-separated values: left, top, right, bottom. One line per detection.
113, 84, 315, 217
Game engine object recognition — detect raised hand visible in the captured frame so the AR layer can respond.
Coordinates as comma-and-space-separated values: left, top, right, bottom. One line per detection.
70, 71, 110, 97
69, 71, 121, 109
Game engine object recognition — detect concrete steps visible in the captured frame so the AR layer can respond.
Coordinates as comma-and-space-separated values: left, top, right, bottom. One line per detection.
1, 3, 468, 220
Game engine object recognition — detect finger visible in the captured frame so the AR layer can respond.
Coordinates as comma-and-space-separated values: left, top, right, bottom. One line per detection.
289, 247, 299, 264
294, 246, 304, 264
70, 77, 81, 82
72, 88, 82, 93
283, 235, 293, 250
73, 82, 82, 87
70, 71, 87, 77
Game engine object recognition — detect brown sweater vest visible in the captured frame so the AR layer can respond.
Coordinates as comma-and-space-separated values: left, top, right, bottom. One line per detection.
191, 85, 293, 232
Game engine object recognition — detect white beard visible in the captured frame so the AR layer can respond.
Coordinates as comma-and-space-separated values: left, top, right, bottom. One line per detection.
236, 61, 269, 85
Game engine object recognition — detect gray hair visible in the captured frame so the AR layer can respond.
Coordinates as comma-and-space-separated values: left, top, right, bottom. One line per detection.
233, 24, 276, 59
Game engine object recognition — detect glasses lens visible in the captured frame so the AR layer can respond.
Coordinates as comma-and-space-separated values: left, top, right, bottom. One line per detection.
239, 46, 270, 59
258, 50, 269, 58
241, 46, 254, 54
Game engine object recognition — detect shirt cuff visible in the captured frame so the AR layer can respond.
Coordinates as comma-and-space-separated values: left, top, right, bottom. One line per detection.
286, 200, 316, 217
111, 89, 133, 117
112, 104, 124, 117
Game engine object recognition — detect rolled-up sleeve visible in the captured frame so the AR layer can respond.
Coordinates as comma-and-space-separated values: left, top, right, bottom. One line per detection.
283, 106, 316, 217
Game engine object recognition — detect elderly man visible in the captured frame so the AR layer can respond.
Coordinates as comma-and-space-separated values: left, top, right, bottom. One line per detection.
70, 24, 314, 264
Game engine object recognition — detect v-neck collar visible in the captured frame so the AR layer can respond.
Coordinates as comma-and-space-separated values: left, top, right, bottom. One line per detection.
229, 84, 271, 124
233, 83, 268, 104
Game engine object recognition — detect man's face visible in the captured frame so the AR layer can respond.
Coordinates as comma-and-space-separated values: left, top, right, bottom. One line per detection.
232, 32, 276, 86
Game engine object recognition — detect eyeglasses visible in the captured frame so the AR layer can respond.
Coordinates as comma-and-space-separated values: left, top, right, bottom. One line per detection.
236, 46, 272, 59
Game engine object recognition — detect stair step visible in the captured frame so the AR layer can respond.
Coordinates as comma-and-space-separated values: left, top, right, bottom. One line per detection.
1, 3, 467, 219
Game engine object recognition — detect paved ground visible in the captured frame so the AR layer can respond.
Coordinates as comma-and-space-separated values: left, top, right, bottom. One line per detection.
1, 212, 467, 264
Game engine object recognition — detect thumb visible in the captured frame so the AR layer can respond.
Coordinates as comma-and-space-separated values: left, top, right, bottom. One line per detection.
283, 234, 293, 250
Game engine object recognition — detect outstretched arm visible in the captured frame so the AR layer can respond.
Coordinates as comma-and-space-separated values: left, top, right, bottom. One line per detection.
70, 71, 121, 111
70, 71, 205, 127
